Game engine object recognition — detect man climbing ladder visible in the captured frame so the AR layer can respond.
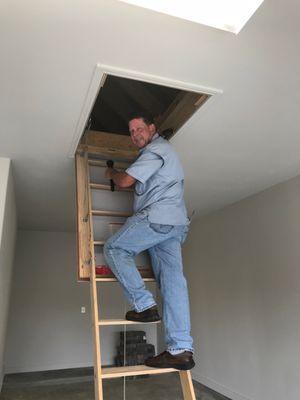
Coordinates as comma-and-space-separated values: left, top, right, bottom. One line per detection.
104, 113, 195, 371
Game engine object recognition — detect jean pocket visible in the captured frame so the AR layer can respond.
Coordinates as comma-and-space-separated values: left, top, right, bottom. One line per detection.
149, 223, 174, 234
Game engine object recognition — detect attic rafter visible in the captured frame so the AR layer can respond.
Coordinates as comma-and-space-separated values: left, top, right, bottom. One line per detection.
155, 92, 210, 138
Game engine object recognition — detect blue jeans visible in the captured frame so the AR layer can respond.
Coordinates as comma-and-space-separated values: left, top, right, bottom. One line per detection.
103, 209, 194, 354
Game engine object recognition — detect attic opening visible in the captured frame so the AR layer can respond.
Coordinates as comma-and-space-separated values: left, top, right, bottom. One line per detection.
75, 71, 216, 280
77, 73, 212, 159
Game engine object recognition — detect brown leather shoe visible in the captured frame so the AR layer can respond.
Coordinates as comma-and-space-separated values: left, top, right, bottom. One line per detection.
125, 305, 161, 323
145, 351, 195, 370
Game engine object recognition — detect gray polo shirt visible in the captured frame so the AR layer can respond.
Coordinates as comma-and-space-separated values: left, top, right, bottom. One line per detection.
126, 134, 189, 225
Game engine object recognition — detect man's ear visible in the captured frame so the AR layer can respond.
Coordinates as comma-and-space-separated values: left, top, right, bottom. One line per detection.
149, 123, 156, 135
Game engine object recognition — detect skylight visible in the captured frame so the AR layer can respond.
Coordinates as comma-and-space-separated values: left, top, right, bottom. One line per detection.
118, 0, 264, 34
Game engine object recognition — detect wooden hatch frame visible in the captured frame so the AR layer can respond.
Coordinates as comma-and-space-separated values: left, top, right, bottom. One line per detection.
69, 63, 222, 157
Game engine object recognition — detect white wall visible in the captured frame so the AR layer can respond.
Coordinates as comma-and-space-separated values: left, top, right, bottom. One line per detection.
4, 230, 157, 373
0, 158, 17, 390
183, 174, 300, 400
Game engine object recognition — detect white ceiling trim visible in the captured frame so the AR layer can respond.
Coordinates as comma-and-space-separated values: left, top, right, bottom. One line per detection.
68, 63, 223, 157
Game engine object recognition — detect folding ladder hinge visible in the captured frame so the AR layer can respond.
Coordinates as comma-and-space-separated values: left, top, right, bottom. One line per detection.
84, 258, 92, 266
82, 215, 89, 223
77, 150, 85, 157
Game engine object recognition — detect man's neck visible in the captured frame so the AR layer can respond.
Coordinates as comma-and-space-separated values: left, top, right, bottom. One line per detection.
141, 133, 159, 150
149, 132, 159, 143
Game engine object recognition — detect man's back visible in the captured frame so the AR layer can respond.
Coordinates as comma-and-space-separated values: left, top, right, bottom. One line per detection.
126, 134, 189, 225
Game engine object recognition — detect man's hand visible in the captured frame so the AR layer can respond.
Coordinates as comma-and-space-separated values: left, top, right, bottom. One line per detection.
105, 167, 113, 180
104, 168, 136, 188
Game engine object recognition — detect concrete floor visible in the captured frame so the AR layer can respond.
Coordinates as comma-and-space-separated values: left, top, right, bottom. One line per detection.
0, 368, 230, 400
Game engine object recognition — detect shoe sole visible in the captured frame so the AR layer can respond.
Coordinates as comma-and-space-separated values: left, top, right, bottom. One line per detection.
125, 315, 161, 323
145, 360, 195, 371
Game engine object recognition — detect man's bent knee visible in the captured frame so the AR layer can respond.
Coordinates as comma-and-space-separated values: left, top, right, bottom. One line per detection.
104, 238, 128, 259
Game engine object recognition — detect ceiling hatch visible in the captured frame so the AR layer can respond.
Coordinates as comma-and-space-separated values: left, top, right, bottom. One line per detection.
79, 74, 210, 151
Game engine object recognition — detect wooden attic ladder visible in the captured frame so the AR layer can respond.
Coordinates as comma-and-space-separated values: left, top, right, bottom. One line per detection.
76, 131, 196, 400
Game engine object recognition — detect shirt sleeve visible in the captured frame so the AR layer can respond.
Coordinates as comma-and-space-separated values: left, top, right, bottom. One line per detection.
126, 151, 163, 184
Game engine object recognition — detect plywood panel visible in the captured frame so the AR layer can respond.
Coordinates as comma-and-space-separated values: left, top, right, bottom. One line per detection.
78, 131, 138, 161
76, 152, 92, 280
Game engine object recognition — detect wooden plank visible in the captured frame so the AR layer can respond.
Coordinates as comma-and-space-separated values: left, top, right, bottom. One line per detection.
82, 130, 135, 151
75, 152, 92, 280
156, 92, 210, 138
98, 319, 160, 326
96, 277, 155, 282
179, 371, 197, 400
90, 183, 112, 191
94, 241, 105, 246
95, 267, 154, 281
101, 365, 177, 379
88, 159, 130, 169
87, 159, 103, 400
92, 210, 131, 217
90, 183, 133, 192
79, 130, 139, 161
78, 143, 137, 161
155, 91, 185, 128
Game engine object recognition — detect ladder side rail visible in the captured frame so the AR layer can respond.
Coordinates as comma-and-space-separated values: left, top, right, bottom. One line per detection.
87, 152, 103, 400
179, 371, 197, 400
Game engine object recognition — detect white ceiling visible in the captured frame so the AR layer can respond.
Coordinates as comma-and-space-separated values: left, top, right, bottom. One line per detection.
1, 0, 300, 232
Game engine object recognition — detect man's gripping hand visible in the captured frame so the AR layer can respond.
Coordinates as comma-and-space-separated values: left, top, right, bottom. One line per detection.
104, 168, 136, 188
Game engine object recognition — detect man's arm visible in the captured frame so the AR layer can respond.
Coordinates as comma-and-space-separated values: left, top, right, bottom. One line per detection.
105, 168, 136, 188
105, 151, 163, 188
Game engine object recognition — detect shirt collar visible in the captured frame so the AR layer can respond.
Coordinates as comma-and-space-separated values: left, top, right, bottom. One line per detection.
139, 133, 160, 153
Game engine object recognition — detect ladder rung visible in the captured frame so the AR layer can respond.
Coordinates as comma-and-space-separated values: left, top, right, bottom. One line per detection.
92, 210, 131, 217
94, 241, 105, 246
101, 365, 177, 379
90, 183, 133, 192
98, 319, 160, 326
96, 277, 155, 282
88, 159, 129, 169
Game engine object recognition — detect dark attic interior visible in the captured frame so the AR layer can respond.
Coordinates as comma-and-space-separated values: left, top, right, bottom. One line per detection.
80, 75, 210, 150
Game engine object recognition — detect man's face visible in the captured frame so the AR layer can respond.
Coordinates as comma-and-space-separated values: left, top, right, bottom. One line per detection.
129, 118, 156, 149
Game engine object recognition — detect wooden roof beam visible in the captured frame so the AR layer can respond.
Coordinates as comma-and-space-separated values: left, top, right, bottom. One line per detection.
155, 92, 210, 138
